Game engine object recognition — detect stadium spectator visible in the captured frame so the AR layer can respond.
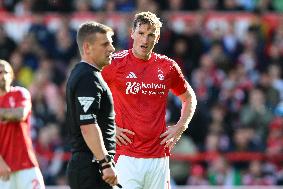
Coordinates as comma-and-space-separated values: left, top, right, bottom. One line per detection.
187, 164, 209, 185
0, 25, 16, 61
267, 64, 283, 100
170, 135, 197, 185
242, 160, 275, 185
34, 123, 64, 185
239, 88, 273, 143
257, 71, 280, 110
207, 155, 242, 185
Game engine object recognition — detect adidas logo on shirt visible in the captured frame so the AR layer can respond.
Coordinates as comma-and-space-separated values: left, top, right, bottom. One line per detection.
126, 72, 137, 79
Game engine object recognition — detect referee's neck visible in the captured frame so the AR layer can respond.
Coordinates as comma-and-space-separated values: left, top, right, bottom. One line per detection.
81, 60, 100, 71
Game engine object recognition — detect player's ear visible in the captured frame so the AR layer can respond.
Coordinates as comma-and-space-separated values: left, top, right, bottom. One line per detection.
131, 29, 134, 39
83, 42, 90, 54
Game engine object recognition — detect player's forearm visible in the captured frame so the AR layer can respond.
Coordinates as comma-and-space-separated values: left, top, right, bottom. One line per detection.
81, 123, 108, 160
0, 107, 28, 121
0, 156, 6, 165
0, 155, 10, 172
177, 84, 197, 129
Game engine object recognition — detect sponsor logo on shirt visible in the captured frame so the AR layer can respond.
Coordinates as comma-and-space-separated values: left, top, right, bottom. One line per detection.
126, 72, 137, 78
78, 97, 94, 112
80, 114, 95, 120
126, 82, 166, 95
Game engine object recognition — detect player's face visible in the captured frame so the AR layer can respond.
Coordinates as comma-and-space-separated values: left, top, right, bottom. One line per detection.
131, 23, 160, 60
0, 65, 12, 90
88, 32, 115, 69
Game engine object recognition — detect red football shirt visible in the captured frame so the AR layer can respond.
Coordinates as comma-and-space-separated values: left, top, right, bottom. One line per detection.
102, 49, 188, 158
0, 86, 38, 171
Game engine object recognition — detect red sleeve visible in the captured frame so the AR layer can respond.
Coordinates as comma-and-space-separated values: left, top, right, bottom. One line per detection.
169, 61, 188, 96
15, 87, 32, 110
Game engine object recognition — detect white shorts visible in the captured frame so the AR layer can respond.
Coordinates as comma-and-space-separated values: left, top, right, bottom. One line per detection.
115, 155, 170, 189
0, 167, 45, 189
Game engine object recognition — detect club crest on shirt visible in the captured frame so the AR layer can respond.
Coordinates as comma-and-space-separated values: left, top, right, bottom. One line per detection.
158, 68, 164, 81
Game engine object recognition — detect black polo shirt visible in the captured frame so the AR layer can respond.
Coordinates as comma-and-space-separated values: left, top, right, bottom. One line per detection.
66, 62, 115, 155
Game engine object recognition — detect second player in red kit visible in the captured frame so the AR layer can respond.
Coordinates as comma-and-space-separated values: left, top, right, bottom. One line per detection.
102, 11, 197, 189
0, 60, 45, 189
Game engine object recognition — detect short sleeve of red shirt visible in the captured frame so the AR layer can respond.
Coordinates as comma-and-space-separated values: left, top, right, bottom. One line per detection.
169, 60, 188, 96
14, 87, 32, 109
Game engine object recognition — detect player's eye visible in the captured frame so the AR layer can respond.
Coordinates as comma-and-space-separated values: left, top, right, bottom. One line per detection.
0, 70, 8, 74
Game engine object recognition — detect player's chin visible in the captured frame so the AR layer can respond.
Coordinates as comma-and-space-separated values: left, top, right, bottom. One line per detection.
107, 56, 113, 61
107, 59, 112, 64
103, 61, 111, 67
103, 57, 110, 63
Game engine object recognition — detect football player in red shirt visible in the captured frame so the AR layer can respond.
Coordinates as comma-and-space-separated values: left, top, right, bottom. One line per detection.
0, 60, 45, 189
102, 11, 197, 189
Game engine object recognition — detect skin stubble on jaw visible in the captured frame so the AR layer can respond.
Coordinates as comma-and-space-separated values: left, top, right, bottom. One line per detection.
90, 33, 114, 70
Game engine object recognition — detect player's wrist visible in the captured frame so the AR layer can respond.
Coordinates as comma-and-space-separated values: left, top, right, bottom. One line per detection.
177, 121, 188, 131
96, 154, 112, 164
96, 155, 114, 173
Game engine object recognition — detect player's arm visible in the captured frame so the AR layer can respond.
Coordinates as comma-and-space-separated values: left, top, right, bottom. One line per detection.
0, 155, 11, 181
176, 83, 197, 130
0, 89, 31, 122
75, 74, 117, 186
80, 123, 117, 185
81, 124, 108, 161
160, 82, 197, 149
0, 106, 30, 122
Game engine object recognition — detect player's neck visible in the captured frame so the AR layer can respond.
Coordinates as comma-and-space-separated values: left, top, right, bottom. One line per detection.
81, 59, 101, 70
81, 56, 101, 70
132, 49, 152, 61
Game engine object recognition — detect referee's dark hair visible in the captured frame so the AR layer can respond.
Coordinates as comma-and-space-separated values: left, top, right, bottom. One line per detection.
76, 21, 114, 56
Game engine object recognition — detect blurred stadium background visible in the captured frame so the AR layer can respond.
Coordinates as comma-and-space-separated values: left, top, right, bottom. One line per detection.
1, 0, 283, 188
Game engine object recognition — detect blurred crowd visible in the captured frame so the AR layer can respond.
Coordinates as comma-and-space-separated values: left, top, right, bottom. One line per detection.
1, 0, 283, 186
0, 0, 283, 13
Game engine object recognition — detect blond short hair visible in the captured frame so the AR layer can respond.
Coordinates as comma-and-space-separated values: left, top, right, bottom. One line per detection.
0, 59, 14, 81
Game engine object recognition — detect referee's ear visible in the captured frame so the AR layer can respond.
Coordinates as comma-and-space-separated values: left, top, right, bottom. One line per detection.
83, 42, 91, 56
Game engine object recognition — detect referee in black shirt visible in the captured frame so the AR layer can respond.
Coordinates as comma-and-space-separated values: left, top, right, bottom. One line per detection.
66, 21, 118, 188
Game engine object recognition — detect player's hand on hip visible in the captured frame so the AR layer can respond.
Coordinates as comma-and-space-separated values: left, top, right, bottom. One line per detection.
160, 124, 187, 150
0, 157, 11, 181
116, 126, 135, 146
102, 164, 118, 186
